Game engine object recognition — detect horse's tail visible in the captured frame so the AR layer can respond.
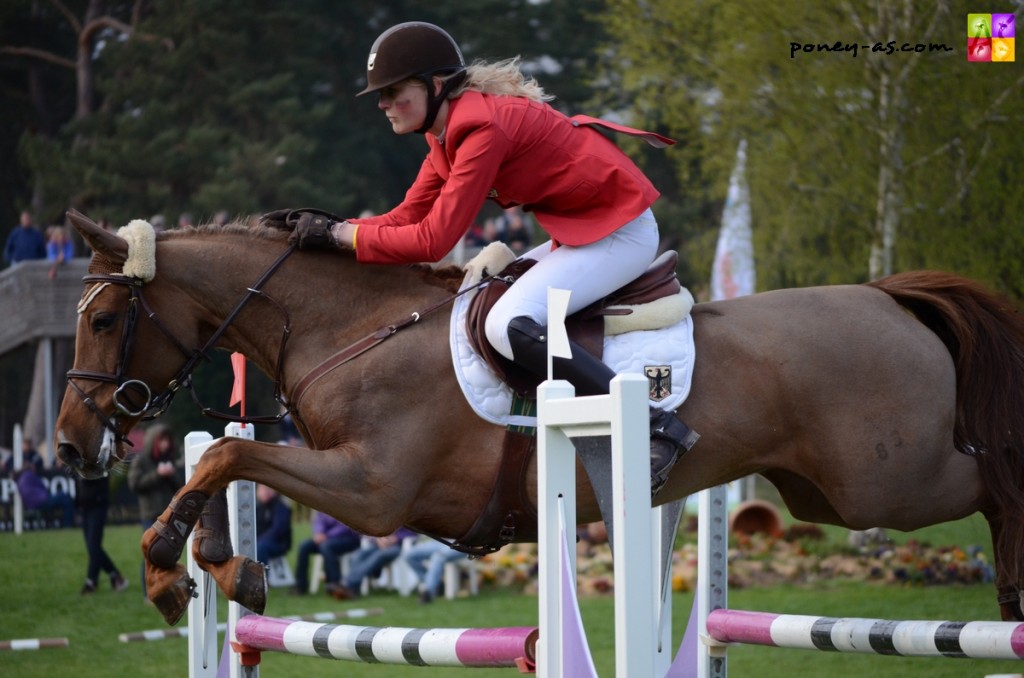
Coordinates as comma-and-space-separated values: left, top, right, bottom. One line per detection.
867, 271, 1024, 588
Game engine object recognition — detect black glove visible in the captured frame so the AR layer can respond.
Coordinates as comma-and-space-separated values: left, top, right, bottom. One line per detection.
289, 211, 338, 250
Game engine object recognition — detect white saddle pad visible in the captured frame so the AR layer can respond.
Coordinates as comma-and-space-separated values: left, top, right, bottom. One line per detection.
449, 278, 697, 428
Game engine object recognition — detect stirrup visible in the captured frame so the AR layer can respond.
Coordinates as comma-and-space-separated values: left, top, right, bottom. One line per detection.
649, 409, 700, 496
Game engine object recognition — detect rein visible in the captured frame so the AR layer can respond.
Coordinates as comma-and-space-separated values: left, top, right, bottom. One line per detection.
290, 272, 495, 408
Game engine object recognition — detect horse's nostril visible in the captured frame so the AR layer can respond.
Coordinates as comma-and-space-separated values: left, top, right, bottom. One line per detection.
57, 443, 83, 470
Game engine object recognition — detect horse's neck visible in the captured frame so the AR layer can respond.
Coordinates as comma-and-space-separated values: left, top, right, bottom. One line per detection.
159, 235, 456, 385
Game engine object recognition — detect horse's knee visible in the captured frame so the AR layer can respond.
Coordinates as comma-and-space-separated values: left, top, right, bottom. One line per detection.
146, 490, 209, 569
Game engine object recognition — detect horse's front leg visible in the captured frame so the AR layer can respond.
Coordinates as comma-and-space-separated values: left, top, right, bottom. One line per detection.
142, 441, 266, 625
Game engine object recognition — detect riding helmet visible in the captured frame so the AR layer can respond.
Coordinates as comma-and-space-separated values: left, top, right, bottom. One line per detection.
357, 21, 466, 97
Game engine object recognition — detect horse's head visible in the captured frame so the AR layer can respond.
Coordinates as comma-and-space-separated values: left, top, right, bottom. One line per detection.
55, 210, 189, 478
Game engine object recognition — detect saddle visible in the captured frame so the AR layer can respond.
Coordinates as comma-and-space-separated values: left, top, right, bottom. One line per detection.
465, 250, 682, 396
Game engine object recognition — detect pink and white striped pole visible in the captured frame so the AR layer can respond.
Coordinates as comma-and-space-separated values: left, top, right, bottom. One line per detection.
232, 615, 537, 670
706, 609, 1024, 660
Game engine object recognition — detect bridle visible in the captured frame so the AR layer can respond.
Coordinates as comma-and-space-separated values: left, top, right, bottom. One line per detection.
66, 246, 298, 448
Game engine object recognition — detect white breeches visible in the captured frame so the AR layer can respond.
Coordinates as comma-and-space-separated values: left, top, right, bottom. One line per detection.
484, 208, 660, 360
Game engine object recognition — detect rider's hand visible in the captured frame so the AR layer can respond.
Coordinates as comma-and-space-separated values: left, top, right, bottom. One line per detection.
288, 212, 338, 250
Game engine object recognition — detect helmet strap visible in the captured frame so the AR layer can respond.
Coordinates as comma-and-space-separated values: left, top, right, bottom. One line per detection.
415, 69, 467, 134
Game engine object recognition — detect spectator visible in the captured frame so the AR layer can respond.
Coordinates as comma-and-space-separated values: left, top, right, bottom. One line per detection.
331, 528, 417, 600
402, 537, 471, 603
498, 206, 533, 253
46, 225, 76, 279
3, 437, 43, 477
46, 225, 75, 263
77, 473, 129, 594
127, 424, 185, 597
177, 212, 194, 229
255, 484, 292, 565
290, 511, 362, 598
213, 210, 230, 226
150, 214, 167, 233
4, 210, 46, 266
14, 456, 74, 528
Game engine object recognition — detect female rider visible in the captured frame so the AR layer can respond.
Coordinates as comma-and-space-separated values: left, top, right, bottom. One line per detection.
282, 22, 694, 495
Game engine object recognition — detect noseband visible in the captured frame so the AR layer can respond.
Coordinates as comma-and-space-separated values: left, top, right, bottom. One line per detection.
66, 247, 297, 447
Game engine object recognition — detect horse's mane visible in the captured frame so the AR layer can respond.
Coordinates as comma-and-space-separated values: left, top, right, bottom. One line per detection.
156, 217, 288, 243
157, 219, 465, 293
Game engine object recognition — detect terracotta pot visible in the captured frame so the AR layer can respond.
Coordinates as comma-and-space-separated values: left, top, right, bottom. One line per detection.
728, 500, 784, 537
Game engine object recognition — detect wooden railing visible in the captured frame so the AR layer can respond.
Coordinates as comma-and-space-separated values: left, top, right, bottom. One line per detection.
0, 258, 88, 356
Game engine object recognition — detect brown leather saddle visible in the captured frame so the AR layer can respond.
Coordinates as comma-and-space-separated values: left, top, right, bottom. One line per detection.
465, 250, 682, 396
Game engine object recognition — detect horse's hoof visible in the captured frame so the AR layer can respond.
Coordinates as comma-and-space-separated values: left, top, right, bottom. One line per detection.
150, 572, 197, 626
233, 557, 268, 614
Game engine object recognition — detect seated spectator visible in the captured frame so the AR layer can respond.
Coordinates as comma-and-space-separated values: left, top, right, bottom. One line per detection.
499, 206, 534, 253
255, 484, 292, 565
291, 511, 362, 597
16, 457, 74, 527
3, 438, 42, 477
403, 537, 471, 603
331, 528, 418, 600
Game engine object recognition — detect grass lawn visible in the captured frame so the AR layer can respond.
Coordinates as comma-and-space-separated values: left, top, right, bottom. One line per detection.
2, 509, 1023, 676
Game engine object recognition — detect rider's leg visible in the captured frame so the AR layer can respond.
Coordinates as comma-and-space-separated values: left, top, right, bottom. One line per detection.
506, 315, 695, 495
484, 211, 696, 495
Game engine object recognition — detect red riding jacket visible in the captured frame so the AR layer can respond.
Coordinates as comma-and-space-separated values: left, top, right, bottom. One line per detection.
350, 91, 666, 264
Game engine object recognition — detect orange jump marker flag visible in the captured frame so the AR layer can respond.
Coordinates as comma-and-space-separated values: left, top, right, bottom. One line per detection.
229, 352, 247, 426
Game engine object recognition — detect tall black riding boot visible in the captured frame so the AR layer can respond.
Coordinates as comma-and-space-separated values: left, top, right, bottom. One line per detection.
506, 316, 699, 496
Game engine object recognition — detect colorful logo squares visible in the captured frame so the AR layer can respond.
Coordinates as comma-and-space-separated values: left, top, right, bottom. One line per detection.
968, 13, 1015, 62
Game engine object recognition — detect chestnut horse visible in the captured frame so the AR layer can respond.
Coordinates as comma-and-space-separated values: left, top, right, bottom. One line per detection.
55, 210, 1024, 626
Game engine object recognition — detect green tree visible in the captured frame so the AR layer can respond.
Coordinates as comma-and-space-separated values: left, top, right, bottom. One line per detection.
597, 0, 1024, 295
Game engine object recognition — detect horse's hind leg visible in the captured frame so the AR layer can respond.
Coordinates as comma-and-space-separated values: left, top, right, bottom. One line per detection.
986, 510, 1024, 621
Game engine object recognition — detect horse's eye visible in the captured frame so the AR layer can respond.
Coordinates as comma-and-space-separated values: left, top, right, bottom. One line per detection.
91, 313, 117, 333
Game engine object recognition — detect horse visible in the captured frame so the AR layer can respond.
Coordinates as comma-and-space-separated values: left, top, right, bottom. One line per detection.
54, 210, 1024, 626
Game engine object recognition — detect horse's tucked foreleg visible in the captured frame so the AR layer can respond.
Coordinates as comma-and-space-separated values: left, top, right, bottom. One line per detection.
191, 488, 267, 616
142, 490, 209, 625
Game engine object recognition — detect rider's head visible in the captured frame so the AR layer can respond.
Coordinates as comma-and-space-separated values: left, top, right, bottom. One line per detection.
357, 22, 466, 135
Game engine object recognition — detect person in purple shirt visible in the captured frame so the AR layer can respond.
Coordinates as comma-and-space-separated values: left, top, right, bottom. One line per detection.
4, 210, 46, 266
332, 527, 418, 600
291, 511, 362, 598
15, 458, 74, 528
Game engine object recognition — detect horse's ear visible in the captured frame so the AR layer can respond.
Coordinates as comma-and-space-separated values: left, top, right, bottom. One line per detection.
67, 209, 128, 265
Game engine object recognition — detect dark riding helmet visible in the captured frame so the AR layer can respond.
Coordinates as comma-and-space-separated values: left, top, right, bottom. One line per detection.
357, 21, 467, 134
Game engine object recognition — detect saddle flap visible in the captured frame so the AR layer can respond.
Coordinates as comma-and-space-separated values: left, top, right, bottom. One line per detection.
465, 259, 540, 396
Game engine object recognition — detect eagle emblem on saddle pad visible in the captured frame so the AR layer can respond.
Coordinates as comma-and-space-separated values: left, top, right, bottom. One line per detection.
645, 365, 672, 401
